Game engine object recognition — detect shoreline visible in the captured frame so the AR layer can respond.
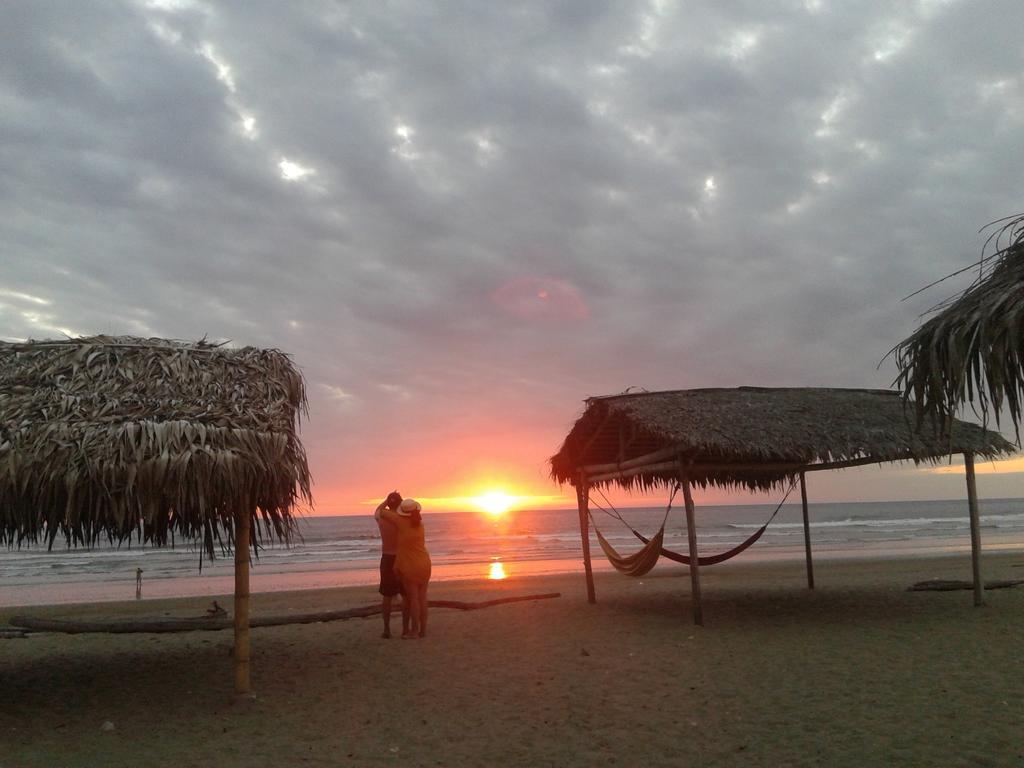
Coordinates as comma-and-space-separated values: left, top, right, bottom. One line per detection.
6, 548, 1024, 626
4, 497, 1022, 610
3, 534, 1022, 609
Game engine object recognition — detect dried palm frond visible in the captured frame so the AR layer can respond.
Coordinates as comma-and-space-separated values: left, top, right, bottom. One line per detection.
0, 336, 312, 557
892, 213, 1024, 438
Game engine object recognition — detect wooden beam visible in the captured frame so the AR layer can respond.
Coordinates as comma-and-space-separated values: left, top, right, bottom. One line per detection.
680, 465, 703, 626
802, 453, 921, 473
800, 471, 814, 590
580, 445, 684, 476
576, 479, 596, 604
586, 460, 678, 485
588, 458, 805, 485
233, 510, 251, 695
965, 453, 984, 607
584, 452, 929, 486
622, 422, 639, 453
574, 411, 613, 470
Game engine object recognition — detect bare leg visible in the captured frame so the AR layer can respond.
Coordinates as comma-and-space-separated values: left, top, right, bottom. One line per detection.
418, 582, 429, 637
381, 595, 393, 638
401, 592, 411, 636
402, 579, 419, 637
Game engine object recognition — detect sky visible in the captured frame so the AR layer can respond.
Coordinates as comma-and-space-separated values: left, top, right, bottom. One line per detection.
2, 0, 1023, 515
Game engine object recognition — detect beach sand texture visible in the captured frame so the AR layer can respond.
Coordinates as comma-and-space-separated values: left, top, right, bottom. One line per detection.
2, 553, 1023, 767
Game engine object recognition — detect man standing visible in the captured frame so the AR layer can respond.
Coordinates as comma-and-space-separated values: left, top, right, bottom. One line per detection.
374, 491, 408, 638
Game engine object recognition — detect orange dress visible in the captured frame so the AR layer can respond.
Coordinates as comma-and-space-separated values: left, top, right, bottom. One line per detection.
381, 509, 432, 584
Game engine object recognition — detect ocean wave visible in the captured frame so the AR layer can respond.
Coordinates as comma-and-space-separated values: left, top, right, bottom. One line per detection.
728, 513, 1024, 531
294, 534, 380, 545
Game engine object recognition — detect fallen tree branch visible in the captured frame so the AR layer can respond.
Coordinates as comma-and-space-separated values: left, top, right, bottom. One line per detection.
7, 592, 562, 634
908, 579, 1024, 592
427, 593, 561, 610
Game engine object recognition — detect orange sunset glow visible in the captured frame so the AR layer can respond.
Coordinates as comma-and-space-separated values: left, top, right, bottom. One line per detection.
362, 486, 570, 516
471, 490, 517, 516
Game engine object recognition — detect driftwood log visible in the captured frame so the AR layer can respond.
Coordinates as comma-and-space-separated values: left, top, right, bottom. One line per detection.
7, 592, 561, 635
909, 579, 1024, 592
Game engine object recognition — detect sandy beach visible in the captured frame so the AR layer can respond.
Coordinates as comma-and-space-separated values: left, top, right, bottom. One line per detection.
2, 552, 1023, 767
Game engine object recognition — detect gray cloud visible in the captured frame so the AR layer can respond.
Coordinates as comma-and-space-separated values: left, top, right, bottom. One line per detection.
2, 0, 1022, 508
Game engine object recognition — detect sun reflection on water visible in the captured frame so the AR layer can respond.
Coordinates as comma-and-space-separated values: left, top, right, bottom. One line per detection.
488, 561, 508, 580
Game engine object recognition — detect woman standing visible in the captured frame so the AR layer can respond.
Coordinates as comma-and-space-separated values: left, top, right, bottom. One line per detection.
382, 498, 432, 638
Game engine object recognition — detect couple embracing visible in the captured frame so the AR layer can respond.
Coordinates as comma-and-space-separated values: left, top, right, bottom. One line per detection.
374, 491, 432, 639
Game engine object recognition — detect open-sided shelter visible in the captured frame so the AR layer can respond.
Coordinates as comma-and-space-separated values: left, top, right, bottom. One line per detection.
550, 387, 1015, 624
894, 212, 1024, 434
0, 335, 312, 693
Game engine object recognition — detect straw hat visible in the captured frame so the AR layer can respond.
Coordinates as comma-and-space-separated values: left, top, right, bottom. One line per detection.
398, 498, 421, 516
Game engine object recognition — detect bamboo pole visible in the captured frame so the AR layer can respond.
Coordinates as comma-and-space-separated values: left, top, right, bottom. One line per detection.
801, 452, 923, 473
964, 453, 984, 607
586, 460, 679, 485
233, 509, 252, 694
585, 454, 929, 483
680, 466, 703, 626
580, 444, 687, 475
584, 453, 926, 486
575, 411, 612, 464
800, 472, 814, 590
576, 479, 596, 604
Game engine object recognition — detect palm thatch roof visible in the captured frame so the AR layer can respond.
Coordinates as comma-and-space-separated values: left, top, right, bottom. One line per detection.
893, 213, 1024, 435
0, 335, 312, 556
550, 387, 1014, 492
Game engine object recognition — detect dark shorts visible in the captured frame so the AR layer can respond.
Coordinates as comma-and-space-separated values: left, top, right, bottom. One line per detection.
379, 554, 404, 597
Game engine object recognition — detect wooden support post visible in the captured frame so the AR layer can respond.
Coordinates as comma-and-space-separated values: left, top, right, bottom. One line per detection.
964, 453, 983, 607
233, 510, 252, 694
576, 479, 596, 604
680, 468, 703, 626
800, 472, 814, 590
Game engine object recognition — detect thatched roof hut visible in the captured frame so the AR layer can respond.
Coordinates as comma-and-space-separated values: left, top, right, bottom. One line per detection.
0, 335, 312, 693
550, 387, 1014, 623
551, 387, 1013, 490
893, 213, 1024, 434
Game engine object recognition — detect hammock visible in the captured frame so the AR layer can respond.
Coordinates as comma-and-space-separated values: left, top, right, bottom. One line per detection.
589, 480, 796, 576
594, 524, 665, 577
632, 512, 776, 566
588, 484, 677, 577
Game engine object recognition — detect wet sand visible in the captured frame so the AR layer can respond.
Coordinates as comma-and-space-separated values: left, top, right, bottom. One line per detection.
2, 552, 1023, 767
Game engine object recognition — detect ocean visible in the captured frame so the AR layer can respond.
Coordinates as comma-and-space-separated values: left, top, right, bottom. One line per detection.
2, 497, 1023, 607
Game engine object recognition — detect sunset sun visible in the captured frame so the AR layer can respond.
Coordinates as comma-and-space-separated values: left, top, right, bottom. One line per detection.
472, 490, 516, 517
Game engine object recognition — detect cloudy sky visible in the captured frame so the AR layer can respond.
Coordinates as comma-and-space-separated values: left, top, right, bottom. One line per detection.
3, 0, 1023, 513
